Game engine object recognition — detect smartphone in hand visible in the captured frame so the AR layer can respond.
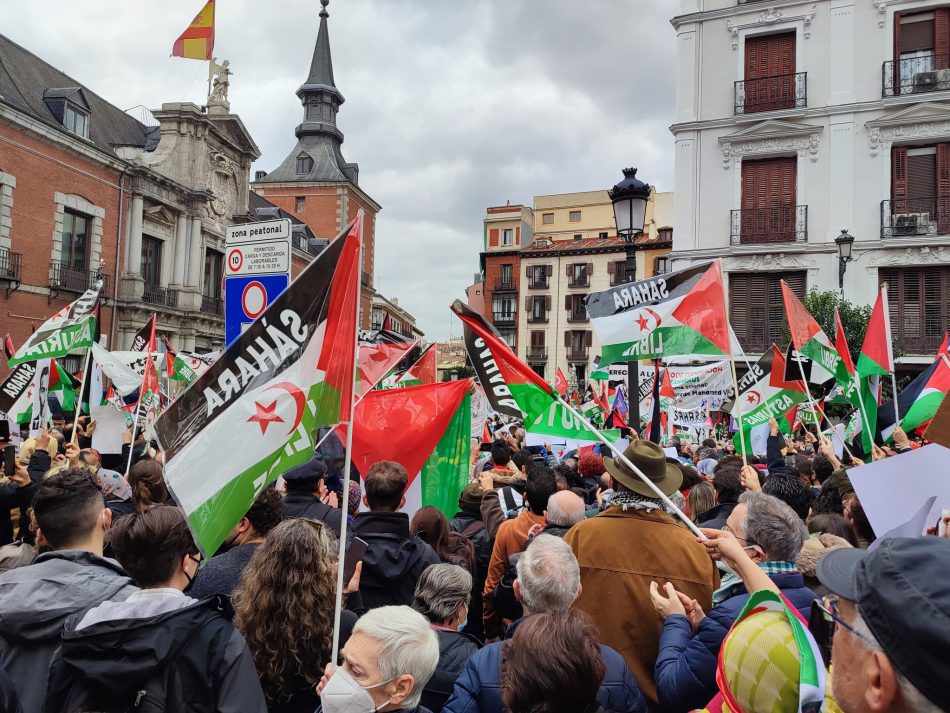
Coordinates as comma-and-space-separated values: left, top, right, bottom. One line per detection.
3, 445, 15, 478
342, 537, 368, 585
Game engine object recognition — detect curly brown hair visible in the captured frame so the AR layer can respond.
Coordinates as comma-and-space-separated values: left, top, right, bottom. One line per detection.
127, 459, 168, 513
231, 518, 338, 697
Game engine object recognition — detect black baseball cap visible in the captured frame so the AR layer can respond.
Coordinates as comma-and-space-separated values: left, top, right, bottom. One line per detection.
817, 537, 950, 711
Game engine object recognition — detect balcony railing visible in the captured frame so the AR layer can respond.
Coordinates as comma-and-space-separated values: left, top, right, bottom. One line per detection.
735, 72, 807, 114
493, 278, 515, 292
201, 295, 223, 316
567, 276, 589, 289
527, 277, 549, 290
0, 248, 21, 283
526, 347, 547, 362
567, 311, 589, 323
883, 55, 950, 97
527, 312, 548, 324
730, 205, 808, 245
880, 197, 950, 238
492, 311, 517, 326
893, 313, 948, 355
143, 283, 179, 308
49, 262, 109, 295
566, 348, 589, 362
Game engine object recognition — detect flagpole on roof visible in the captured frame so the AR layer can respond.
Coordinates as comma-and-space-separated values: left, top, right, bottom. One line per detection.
331, 210, 364, 665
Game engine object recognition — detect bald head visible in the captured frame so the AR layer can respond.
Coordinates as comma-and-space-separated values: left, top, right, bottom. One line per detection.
545, 490, 586, 528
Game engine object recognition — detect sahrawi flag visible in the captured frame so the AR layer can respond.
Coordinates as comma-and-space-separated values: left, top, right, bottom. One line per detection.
731, 345, 808, 455
586, 261, 730, 369
155, 217, 361, 555
452, 300, 620, 445
397, 345, 437, 387
348, 380, 471, 517
8, 280, 102, 366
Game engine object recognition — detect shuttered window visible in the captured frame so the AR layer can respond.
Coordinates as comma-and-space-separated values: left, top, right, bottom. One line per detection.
880, 267, 950, 354
899, 13, 936, 53
729, 271, 806, 353
740, 157, 797, 243
891, 144, 950, 231
743, 31, 796, 112
908, 149, 937, 201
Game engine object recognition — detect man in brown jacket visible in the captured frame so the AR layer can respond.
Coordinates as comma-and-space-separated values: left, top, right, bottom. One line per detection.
565, 440, 719, 709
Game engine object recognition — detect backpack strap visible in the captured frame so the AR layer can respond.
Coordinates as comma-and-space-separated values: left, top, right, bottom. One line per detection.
460, 520, 486, 538
500, 486, 518, 512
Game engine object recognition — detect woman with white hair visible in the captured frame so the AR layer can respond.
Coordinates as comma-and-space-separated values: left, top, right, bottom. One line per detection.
412, 564, 482, 711
318, 605, 440, 713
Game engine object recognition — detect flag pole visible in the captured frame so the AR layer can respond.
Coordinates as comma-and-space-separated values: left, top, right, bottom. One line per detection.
125, 398, 143, 475
881, 286, 900, 427
70, 347, 92, 444
728, 354, 749, 466
795, 356, 855, 461
331, 211, 364, 666
554, 393, 705, 539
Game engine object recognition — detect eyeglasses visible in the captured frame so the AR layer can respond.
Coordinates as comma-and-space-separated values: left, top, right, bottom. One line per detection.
721, 524, 759, 550
815, 594, 876, 646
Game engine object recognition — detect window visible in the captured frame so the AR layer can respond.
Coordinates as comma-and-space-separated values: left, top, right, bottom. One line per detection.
657, 227, 673, 242
63, 104, 88, 138
880, 267, 950, 354
492, 294, 516, 324
653, 257, 670, 275
743, 31, 797, 113
738, 157, 798, 244
502, 228, 514, 246
565, 330, 591, 360
542, 213, 554, 225
889, 145, 950, 235
729, 271, 805, 353
60, 210, 89, 269
610, 260, 628, 286
573, 234, 583, 241
566, 294, 588, 322
527, 295, 548, 323
141, 236, 162, 286
598, 231, 608, 239
498, 329, 516, 348
527, 264, 550, 289
529, 330, 546, 362
295, 196, 305, 213
204, 250, 223, 298
296, 153, 313, 175
574, 363, 586, 388
888, 11, 950, 95
569, 210, 582, 222
568, 262, 590, 288
499, 263, 513, 288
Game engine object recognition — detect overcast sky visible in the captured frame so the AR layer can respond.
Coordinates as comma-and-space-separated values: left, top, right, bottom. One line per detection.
5, 0, 677, 340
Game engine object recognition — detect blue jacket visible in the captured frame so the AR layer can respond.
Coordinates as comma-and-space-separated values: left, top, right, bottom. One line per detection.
654, 571, 817, 713
442, 620, 646, 713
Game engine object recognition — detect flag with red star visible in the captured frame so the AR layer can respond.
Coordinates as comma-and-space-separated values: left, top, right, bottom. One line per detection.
730, 345, 808, 456
586, 261, 730, 369
154, 216, 362, 555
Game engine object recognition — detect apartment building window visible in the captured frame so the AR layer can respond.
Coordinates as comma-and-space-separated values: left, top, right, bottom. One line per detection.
204, 250, 223, 299
527, 295, 549, 323
885, 145, 950, 236
569, 210, 582, 222
734, 157, 804, 244
657, 227, 673, 242
498, 329, 516, 349
598, 231, 609, 239
498, 263, 513, 288
568, 262, 591, 288
542, 213, 554, 224
739, 31, 801, 114
64, 104, 89, 138
880, 266, 950, 354
60, 210, 89, 269
653, 256, 670, 275
527, 263, 551, 289
566, 294, 588, 323
886, 10, 950, 96
609, 260, 628, 286
502, 228, 514, 246
295, 196, 305, 213
492, 294, 516, 325
566, 330, 591, 361
729, 271, 805, 353
141, 236, 162, 286
528, 330, 546, 365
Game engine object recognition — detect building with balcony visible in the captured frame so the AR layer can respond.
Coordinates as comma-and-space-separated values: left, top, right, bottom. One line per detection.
0, 32, 259, 371
370, 294, 424, 341
481, 203, 534, 349
669, 0, 950, 365
251, 1, 379, 329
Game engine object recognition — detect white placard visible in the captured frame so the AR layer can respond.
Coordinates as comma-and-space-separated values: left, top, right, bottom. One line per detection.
91, 403, 129, 455
225, 239, 290, 277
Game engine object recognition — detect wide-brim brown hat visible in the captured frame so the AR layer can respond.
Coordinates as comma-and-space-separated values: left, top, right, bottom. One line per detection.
603, 440, 683, 498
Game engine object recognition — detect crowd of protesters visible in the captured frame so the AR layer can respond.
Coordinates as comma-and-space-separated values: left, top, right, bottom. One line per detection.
0, 410, 947, 713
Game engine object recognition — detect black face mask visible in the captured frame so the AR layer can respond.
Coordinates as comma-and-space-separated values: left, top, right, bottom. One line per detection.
183, 554, 201, 594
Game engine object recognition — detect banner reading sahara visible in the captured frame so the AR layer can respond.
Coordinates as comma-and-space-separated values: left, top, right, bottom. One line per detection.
8, 280, 102, 366
586, 262, 730, 369
154, 218, 361, 555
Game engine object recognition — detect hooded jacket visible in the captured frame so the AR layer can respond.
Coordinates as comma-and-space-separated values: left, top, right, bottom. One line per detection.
420, 628, 482, 713
0, 550, 137, 713
282, 492, 344, 539
353, 511, 440, 610
45, 592, 266, 713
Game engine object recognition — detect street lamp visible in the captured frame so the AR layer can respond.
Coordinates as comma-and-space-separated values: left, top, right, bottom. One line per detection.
610, 167, 652, 429
835, 229, 855, 294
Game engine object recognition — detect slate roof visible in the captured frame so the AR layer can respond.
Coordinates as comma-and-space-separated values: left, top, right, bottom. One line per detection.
0, 33, 149, 155
247, 191, 326, 257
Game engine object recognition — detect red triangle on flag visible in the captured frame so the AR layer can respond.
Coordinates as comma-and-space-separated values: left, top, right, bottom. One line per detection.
834, 307, 855, 376
859, 289, 893, 374
670, 261, 730, 354
769, 344, 807, 393
659, 369, 676, 399
781, 281, 822, 350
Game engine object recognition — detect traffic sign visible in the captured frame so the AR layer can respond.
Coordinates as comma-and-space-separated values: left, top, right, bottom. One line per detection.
225, 218, 291, 245
225, 239, 290, 277
224, 274, 290, 346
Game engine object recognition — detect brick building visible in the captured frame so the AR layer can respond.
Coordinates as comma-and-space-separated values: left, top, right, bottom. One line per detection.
251, 0, 379, 328
481, 203, 534, 349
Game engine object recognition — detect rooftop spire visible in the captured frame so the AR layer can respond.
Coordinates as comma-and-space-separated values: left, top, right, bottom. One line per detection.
303, 0, 336, 90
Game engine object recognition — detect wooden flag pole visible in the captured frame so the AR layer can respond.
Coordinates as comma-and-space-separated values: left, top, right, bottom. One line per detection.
728, 354, 749, 467
331, 211, 364, 666
555, 393, 705, 539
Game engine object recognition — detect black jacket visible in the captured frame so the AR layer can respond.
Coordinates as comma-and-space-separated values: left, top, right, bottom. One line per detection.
189, 543, 261, 600
45, 595, 266, 713
695, 502, 737, 531
421, 629, 481, 713
448, 513, 491, 640
352, 511, 439, 610
282, 492, 344, 540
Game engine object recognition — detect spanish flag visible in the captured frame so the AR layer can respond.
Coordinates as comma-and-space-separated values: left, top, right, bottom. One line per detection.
171, 0, 215, 61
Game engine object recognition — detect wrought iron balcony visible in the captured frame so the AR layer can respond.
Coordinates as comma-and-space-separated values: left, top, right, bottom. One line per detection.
493, 278, 515, 292
201, 295, 223, 316
880, 198, 949, 238
527, 312, 548, 324
526, 347, 547, 362
883, 55, 950, 97
527, 277, 549, 289
49, 262, 109, 296
735, 72, 807, 114
0, 248, 21, 292
567, 276, 589, 289
492, 311, 517, 326
566, 348, 589, 362
567, 311, 589, 323
143, 283, 179, 308
730, 205, 808, 245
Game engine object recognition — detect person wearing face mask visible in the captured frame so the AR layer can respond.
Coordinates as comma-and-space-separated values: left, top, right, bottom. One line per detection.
0, 468, 137, 713
45, 504, 266, 713
650, 491, 817, 713
411, 564, 482, 712
318, 605, 440, 713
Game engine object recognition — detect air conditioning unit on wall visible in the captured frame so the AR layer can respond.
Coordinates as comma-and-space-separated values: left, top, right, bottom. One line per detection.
892, 212, 930, 235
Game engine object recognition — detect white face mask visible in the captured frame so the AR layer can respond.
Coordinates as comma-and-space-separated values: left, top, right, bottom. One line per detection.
320, 667, 394, 713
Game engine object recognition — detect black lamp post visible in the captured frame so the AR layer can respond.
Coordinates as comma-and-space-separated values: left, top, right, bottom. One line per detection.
609, 167, 651, 429
835, 229, 855, 294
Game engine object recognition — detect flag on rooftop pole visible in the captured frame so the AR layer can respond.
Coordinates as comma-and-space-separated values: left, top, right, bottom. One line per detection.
154, 217, 361, 555
586, 261, 730, 369
8, 281, 102, 366
171, 0, 215, 60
